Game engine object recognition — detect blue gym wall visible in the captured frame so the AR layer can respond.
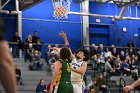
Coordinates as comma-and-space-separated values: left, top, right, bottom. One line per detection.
22, 0, 82, 54
22, 0, 140, 52
89, 2, 140, 47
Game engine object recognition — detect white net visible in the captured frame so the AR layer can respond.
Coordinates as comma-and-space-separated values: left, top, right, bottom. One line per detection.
52, 0, 71, 19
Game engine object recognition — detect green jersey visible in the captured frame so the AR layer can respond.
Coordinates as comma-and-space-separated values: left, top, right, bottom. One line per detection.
57, 59, 73, 93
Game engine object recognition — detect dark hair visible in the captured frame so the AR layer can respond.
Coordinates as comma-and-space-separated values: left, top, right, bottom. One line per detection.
60, 47, 71, 59
34, 31, 38, 33
76, 48, 90, 61
89, 87, 95, 93
107, 56, 111, 60
39, 79, 44, 84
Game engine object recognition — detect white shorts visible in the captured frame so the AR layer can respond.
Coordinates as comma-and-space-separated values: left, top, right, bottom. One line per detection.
53, 86, 58, 93
72, 83, 83, 93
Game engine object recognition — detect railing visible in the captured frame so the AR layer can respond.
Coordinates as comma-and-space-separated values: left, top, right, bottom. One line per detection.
8, 42, 65, 58
8, 42, 65, 46
119, 78, 126, 93
84, 45, 140, 50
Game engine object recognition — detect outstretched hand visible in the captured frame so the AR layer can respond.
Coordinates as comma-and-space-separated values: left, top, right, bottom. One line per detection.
123, 86, 133, 93
59, 31, 67, 39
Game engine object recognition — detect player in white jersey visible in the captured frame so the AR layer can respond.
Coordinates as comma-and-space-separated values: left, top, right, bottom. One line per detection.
59, 31, 90, 93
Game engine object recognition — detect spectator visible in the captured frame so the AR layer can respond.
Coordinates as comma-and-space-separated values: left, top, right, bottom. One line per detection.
32, 31, 40, 43
36, 79, 47, 93
36, 38, 42, 52
25, 43, 34, 62
136, 50, 140, 64
121, 59, 131, 76
113, 57, 121, 76
45, 45, 52, 65
130, 58, 138, 79
90, 45, 98, 59
96, 73, 107, 93
25, 34, 32, 44
13, 31, 21, 58
88, 77, 98, 93
89, 87, 96, 93
32, 31, 41, 50
105, 48, 111, 59
98, 45, 105, 57
105, 57, 115, 75
15, 64, 23, 85
29, 50, 43, 71
125, 49, 129, 57
127, 39, 134, 48
48, 55, 56, 71
112, 47, 119, 58
128, 48, 135, 58
54, 44, 59, 48
33, 50, 41, 61
120, 51, 125, 62
13, 31, 21, 43
50, 47, 59, 60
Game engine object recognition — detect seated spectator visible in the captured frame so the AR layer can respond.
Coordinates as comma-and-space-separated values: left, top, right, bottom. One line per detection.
48, 54, 56, 71
125, 49, 129, 57
112, 47, 119, 58
98, 45, 105, 58
50, 47, 59, 60
35, 38, 42, 52
89, 87, 96, 93
136, 50, 140, 64
105, 57, 115, 75
121, 59, 131, 76
120, 51, 125, 62
97, 54, 105, 72
105, 48, 111, 59
96, 73, 107, 93
113, 57, 121, 76
25, 43, 34, 62
36, 79, 47, 93
45, 44, 52, 65
88, 77, 98, 93
15, 64, 23, 85
128, 48, 135, 58
25, 34, 32, 44
29, 50, 43, 71
130, 59, 138, 79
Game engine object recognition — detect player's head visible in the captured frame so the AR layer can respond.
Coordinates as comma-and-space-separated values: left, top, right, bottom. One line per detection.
75, 48, 90, 61
60, 47, 71, 59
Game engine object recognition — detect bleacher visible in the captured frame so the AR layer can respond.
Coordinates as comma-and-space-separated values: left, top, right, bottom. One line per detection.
0, 57, 139, 93
0, 58, 51, 93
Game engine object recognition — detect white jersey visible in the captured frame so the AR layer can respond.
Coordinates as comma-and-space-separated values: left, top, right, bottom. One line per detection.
71, 58, 84, 84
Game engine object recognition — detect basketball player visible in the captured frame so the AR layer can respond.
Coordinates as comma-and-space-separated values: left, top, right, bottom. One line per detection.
49, 47, 73, 93
0, 16, 16, 93
59, 32, 89, 93
123, 78, 140, 93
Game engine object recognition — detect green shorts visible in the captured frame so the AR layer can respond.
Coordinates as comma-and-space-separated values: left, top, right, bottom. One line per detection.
57, 82, 73, 93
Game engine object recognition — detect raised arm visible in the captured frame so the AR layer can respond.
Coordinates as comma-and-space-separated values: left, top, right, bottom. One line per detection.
59, 31, 69, 46
59, 31, 74, 59
123, 78, 140, 93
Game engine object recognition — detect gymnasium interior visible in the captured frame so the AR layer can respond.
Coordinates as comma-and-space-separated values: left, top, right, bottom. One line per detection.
1, 0, 140, 93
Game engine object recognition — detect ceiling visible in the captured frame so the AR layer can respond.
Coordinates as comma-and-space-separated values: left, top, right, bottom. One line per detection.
19, 0, 45, 11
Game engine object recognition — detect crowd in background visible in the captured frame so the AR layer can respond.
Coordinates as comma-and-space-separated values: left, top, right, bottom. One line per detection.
11, 31, 140, 93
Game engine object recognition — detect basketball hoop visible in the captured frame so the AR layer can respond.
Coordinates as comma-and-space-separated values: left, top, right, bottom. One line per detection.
52, 0, 71, 19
